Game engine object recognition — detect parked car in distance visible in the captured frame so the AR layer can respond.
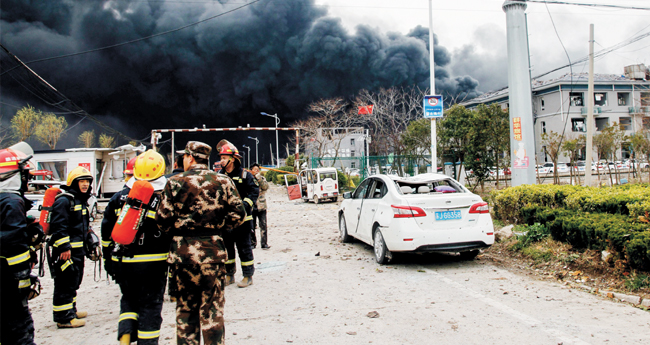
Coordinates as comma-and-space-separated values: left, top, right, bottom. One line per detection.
556, 163, 570, 173
572, 161, 596, 172
338, 173, 495, 264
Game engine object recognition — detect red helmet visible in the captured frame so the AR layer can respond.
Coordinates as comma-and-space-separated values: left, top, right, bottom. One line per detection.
0, 148, 32, 181
218, 143, 240, 157
123, 157, 136, 175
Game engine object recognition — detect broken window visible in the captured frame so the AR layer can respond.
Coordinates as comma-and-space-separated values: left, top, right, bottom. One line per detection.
641, 92, 650, 107
541, 98, 545, 111
595, 117, 609, 131
571, 118, 586, 132
541, 121, 546, 133
351, 150, 355, 157
350, 138, 355, 146
620, 117, 632, 131
570, 92, 583, 106
594, 92, 607, 106
617, 92, 630, 106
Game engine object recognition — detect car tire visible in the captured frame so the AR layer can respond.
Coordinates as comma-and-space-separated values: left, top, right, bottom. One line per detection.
339, 214, 351, 243
314, 195, 319, 204
373, 229, 390, 265
459, 250, 480, 260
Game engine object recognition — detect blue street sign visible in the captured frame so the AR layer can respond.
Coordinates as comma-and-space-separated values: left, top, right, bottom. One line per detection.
423, 95, 443, 118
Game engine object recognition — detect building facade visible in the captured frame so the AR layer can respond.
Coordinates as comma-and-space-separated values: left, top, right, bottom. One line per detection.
463, 67, 650, 164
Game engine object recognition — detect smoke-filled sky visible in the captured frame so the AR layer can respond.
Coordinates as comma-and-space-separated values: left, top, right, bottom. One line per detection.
0, 0, 483, 154
2, 0, 648, 158
322, 0, 650, 91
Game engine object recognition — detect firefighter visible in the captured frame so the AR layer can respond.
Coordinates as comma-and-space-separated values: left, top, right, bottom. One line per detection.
0, 144, 40, 345
156, 141, 246, 344
123, 156, 136, 182
48, 166, 93, 328
250, 163, 270, 249
101, 150, 170, 344
218, 140, 259, 287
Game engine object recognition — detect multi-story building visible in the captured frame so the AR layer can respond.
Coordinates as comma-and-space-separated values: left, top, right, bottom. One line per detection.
463, 65, 650, 163
305, 127, 368, 170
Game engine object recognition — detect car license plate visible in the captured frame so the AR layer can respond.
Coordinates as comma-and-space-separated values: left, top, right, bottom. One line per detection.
435, 210, 462, 221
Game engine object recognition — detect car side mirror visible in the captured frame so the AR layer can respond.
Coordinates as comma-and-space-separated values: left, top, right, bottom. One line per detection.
343, 192, 352, 199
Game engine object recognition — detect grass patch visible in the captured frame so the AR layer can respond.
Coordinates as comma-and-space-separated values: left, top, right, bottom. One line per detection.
624, 273, 650, 291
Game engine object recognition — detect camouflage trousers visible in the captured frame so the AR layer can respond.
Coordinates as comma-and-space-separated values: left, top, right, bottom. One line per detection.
170, 263, 226, 345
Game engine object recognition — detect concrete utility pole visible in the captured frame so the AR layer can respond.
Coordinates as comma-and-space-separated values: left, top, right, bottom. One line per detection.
585, 24, 595, 186
503, 0, 536, 186
429, 0, 437, 173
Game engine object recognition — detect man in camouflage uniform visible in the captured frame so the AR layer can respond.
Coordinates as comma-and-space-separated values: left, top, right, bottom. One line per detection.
249, 163, 270, 249
156, 141, 245, 345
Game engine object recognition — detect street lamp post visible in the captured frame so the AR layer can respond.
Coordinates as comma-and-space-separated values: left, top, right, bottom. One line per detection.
242, 144, 251, 168
248, 136, 259, 164
261, 112, 280, 168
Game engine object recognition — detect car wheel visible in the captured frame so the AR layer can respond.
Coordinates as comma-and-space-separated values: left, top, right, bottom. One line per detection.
339, 214, 351, 243
313, 195, 319, 204
459, 250, 480, 260
373, 229, 390, 265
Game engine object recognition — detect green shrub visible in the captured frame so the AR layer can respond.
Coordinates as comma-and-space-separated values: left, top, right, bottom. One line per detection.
265, 166, 295, 185
512, 223, 550, 250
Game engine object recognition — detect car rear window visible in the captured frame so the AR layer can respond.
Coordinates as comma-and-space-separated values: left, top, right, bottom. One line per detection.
320, 172, 336, 181
394, 179, 465, 194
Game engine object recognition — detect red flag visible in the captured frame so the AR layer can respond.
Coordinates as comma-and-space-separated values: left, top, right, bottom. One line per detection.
358, 105, 374, 115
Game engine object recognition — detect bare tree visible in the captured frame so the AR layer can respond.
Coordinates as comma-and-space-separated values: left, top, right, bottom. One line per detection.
561, 134, 585, 185
99, 133, 115, 148
540, 131, 564, 184
11, 105, 42, 142
35, 113, 68, 149
78, 130, 95, 148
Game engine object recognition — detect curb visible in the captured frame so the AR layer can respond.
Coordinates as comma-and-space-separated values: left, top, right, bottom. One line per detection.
572, 284, 648, 309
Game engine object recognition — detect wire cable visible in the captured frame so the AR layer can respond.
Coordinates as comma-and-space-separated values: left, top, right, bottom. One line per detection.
0, 0, 266, 77
528, 0, 650, 11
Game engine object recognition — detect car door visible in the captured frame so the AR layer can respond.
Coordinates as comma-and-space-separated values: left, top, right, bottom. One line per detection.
344, 178, 372, 237
356, 178, 386, 243
307, 170, 315, 198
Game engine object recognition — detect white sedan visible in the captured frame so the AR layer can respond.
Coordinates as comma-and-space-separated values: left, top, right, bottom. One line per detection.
338, 173, 495, 264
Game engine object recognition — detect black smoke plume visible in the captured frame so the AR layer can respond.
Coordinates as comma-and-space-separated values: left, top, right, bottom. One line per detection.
1, 0, 480, 156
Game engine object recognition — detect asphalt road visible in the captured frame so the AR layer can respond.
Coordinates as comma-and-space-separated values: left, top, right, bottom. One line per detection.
29, 185, 650, 344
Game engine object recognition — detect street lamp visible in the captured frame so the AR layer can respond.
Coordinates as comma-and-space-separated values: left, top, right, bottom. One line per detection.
247, 136, 259, 164
242, 144, 251, 168
261, 112, 280, 168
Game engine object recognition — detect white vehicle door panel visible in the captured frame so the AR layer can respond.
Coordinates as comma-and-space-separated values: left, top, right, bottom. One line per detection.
346, 178, 372, 238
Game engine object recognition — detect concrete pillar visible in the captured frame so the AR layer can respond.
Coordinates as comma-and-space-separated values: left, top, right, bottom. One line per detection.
503, 0, 536, 186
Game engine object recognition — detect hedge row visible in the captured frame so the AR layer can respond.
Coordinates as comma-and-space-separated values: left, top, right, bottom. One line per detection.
489, 184, 650, 223
519, 206, 650, 271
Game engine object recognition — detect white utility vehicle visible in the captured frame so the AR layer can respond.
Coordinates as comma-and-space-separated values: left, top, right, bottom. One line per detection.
298, 168, 339, 204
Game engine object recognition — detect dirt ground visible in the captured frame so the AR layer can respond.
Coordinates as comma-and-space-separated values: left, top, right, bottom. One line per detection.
29, 185, 650, 344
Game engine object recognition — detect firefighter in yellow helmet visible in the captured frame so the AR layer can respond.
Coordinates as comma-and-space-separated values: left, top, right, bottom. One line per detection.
101, 149, 170, 344
48, 166, 93, 328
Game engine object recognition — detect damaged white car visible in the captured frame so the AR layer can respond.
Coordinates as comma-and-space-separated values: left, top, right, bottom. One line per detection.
338, 173, 495, 264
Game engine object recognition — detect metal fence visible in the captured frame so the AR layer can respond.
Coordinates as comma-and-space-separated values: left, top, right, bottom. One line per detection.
310, 155, 433, 180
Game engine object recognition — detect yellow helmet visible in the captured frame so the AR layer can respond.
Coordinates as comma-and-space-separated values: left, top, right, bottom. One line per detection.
134, 149, 165, 181
67, 166, 93, 186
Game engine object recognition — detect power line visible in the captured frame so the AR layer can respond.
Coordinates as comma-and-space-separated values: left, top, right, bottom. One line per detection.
0, 0, 266, 76
533, 29, 650, 79
0, 44, 139, 143
528, 0, 650, 11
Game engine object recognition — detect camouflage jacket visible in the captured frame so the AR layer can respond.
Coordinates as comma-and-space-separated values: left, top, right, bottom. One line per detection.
254, 173, 269, 211
156, 164, 246, 265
